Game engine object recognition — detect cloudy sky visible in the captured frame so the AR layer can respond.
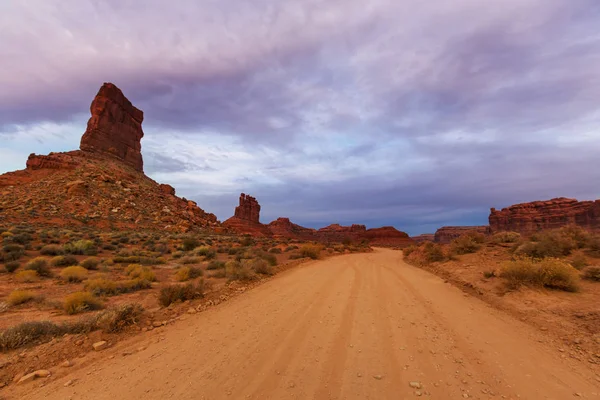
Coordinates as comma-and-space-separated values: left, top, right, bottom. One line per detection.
1, 0, 600, 235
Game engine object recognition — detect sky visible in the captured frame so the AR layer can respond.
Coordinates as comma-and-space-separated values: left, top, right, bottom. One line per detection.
1, 0, 600, 235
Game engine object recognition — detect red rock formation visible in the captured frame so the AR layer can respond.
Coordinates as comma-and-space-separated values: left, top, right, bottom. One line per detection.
80, 82, 144, 172
267, 217, 317, 239
434, 226, 490, 244
489, 197, 600, 235
159, 184, 176, 196
26, 152, 81, 170
365, 226, 414, 247
316, 224, 367, 243
234, 193, 261, 222
412, 234, 435, 243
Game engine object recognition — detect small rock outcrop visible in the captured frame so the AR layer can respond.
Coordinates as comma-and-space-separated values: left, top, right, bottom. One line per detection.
80, 82, 145, 172
434, 226, 490, 244
267, 217, 317, 239
489, 197, 600, 235
411, 234, 435, 243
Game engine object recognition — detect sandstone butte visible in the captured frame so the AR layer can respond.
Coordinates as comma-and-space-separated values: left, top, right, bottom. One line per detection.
223, 193, 414, 246
489, 197, 600, 235
0, 82, 218, 232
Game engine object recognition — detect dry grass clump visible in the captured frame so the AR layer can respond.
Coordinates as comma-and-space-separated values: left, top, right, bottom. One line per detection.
500, 257, 580, 292
64, 240, 98, 256
195, 246, 216, 260
60, 266, 89, 282
175, 266, 203, 282
15, 270, 39, 283
125, 264, 156, 281
63, 292, 103, 314
0, 304, 142, 351
24, 257, 52, 277
7, 290, 36, 306
243, 258, 272, 275
404, 242, 448, 265
158, 282, 204, 307
180, 256, 201, 265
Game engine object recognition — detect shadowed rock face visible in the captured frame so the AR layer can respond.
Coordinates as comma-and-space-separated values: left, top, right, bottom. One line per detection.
489, 197, 600, 235
80, 82, 144, 172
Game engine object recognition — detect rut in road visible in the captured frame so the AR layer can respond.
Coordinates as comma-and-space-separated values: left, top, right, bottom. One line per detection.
11, 248, 600, 400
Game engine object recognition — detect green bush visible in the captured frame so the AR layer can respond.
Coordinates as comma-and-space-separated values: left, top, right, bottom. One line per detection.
158, 282, 204, 307
51, 255, 79, 267
500, 257, 580, 292
515, 231, 577, 258
195, 246, 216, 260
24, 257, 52, 277
423, 242, 446, 263
2, 244, 24, 261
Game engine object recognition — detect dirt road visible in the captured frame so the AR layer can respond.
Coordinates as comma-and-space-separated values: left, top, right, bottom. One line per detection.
11, 249, 600, 399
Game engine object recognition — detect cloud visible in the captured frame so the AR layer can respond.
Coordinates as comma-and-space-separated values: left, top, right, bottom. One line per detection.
1, 0, 600, 235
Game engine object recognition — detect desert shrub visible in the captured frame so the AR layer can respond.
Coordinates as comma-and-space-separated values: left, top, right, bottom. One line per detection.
558, 225, 590, 248
225, 260, 256, 281
175, 266, 203, 282
403, 245, 418, 257
268, 247, 282, 254
492, 231, 521, 244
64, 240, 98, 256
7, 290, 36, 306
125, 264, 156, 281
171, 251, 185, 259
515, 231, 577, 258
182, 237, 200, 251
500, 257, 580, 292
450, 234, 482, 255
258, 251, 278, 266
195, 246, 216, 260
94, 303, 143, 333
570, 253, 588, 270
15, 270, 38, 282
245, 258, 272, 275
4, 261, 20, 273
423, 242, 446, 263
2, 244, 24, 261
240, 236, 254, 247
24, 257, 52, 277
84, 278, 151, 296
158, 282, 204, 307
51, 255, 79, 267
180, 256, 201, 265
586, 235, 600, 257
63, 292, 103, 314
582, 266, 600, 282
80, 257, 100, 270
227, 247, 238, 255
298, 244, 322, 260
40, 244, 64, 256
112, 255, 163, 265
285, 245, 298, 252
206, 260, 225, 270
60, 266, 89, 283
483, 270, 497, 278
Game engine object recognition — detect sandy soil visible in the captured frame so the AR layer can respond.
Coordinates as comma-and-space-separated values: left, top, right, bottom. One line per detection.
7, 248, 600, 399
